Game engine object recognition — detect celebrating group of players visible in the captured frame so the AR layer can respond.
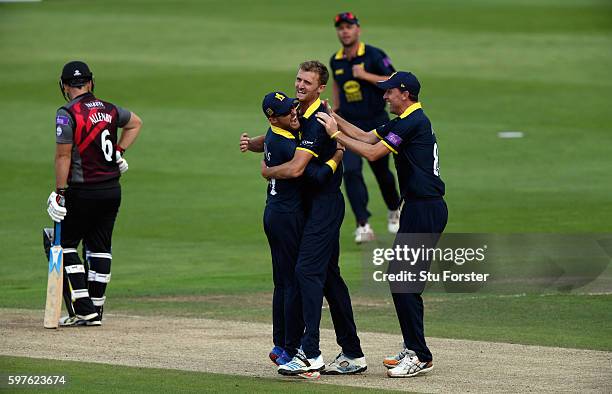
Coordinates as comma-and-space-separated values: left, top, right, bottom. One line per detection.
239, 12, 447, 378
45, 10, 447, 380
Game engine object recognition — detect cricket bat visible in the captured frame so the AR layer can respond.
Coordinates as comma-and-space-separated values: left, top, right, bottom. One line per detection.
43, 221, 63, 329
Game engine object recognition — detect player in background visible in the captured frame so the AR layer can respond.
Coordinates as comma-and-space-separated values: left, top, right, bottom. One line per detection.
240, 91, 343, 369
262, 61, 366, 376
315, 71, 447, 378
330, 12, 401, 243
47, 61, 142, 326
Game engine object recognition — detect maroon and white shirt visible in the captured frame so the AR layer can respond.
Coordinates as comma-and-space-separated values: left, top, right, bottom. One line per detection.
55, 93, 131, 185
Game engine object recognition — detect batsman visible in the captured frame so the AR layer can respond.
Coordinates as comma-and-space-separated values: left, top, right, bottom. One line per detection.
46, 61, 142, 326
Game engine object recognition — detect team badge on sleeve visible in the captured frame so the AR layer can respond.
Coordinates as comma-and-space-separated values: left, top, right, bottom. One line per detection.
386, 132, 403, 147
56, 115, 69, 126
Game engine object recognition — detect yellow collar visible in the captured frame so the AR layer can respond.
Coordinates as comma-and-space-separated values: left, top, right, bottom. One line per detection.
270, 125, 295, 139
399, 102, 422, 119
334, 42, 366, 60
302, 98, 321, 119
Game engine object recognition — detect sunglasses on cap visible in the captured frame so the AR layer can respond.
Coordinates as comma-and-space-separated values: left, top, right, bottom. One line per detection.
334, 12, 358, 25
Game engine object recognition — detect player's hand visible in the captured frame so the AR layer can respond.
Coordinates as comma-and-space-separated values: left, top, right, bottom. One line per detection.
315, 112, 338, 137
352, 64, 366, 79
261, 160, 271, 180
115, 150, 129, 174
240, 133, 250, 152
47, 190, 67, 222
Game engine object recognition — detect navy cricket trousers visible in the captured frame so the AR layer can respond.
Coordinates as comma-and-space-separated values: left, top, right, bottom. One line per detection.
391, 198, 448, 362
263, 206, 305, 349
295, 192, 363, 359
343, 118, 400, 224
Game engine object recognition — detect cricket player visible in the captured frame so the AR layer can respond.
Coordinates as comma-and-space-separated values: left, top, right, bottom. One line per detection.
47, 61, 142, 326
315, 71, 447, 377
330, 12, 401, 243
262, 61, 366, 376
240, 91, 343, 366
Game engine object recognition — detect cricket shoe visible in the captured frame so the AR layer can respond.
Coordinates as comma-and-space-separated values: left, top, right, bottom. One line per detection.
322, 352, 367, 375
388, 209, 400, 233
269, 347, 292, 366
59, 314, 101, 327
355, 223, 375, 244
278, 351, 325, 376
383, 346, 411, 368
386, 351, 433, 378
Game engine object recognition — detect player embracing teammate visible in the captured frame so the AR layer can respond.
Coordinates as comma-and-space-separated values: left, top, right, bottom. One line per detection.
241, 13, 447, 380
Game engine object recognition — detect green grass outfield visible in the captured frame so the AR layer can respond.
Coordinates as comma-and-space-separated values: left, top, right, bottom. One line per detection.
0, 356, 398, 393
1, 0, 611, 390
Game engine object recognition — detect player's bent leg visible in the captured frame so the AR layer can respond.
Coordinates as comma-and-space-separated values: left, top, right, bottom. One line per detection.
62, 248, 99, 324
86, 251, 111, 322
84, 195, 120, 323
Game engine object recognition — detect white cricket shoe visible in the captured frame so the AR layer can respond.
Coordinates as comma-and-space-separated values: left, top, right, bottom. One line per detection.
355, 223, 375, 244
322, 352, 367, 375
58, 314, 101, 327
278, 351, 325, 376
388, 209, 400, 233
386, 350, 433, 378
383, 346, 411, 369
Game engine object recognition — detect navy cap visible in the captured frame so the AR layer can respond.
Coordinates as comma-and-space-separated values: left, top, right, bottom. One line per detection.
334, 11, 359, 27
262, 91, 297, 118
61, 61, 93, 86
377, 71, 421, 95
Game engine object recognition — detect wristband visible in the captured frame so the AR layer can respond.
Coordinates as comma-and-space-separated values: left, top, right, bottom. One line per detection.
116, 145, 126, 154
56, 187, 67, 196
330, 131, 341, 139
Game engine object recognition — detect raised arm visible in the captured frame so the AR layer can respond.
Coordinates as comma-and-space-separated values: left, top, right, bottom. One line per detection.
316, 112, 390, 162
240, 133, 265, 153
332, 111, 379, 144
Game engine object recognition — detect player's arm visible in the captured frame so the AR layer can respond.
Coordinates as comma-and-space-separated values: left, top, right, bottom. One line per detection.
352, 65, 391, 85
117, 112, 143, 151
332, 111, 379, 144
316, 112, 390, 162
240, 133, 265, 153
48, 110, 73, 222
354, 50, 395, 86
303, 147, 344, 186
262, 150, 313, 179
55, 144, 71, 189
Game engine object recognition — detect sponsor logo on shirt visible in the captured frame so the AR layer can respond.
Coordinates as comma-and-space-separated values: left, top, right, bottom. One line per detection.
343, 80, 363, 103
84, 101, 105, 108
386, 132, 402, 147
56, 115, 69, 126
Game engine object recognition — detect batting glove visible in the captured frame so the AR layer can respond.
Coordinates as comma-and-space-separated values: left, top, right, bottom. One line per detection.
47, 189, 67, 222
115, 147, 129, 174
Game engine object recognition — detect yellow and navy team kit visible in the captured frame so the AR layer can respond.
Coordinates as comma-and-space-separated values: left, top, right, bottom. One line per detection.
329, 42, 395, 124
295, 99, 343, 195
374, 102, 446, 200
263, 125, 337, 213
